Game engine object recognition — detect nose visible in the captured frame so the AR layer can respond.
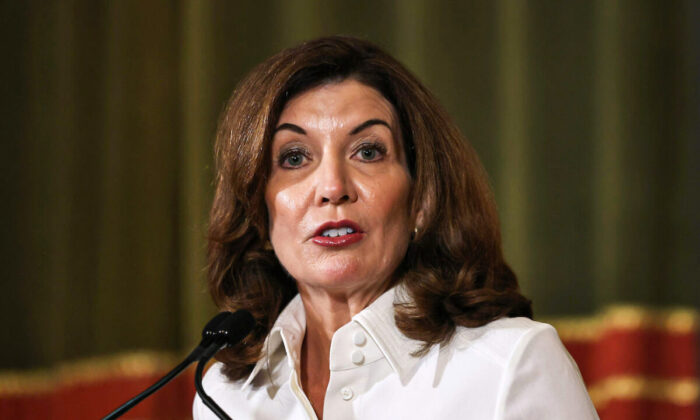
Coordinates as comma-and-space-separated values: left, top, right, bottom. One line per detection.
315, 155, 357, 206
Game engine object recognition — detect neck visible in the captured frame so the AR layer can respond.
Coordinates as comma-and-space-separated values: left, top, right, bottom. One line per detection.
296, 282, 391, 418
299, 282, 389, 343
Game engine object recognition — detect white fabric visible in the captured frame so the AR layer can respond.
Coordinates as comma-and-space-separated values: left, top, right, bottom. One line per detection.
193, 287, 599, 419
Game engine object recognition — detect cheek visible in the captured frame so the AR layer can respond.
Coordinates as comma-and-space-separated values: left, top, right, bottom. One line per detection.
364, 174, 412, 232
368, 179, 412, 279
265, 180, 311, 243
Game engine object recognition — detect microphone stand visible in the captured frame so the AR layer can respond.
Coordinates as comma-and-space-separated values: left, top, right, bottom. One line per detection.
102, 346, 204, 420
101, 311, 252, 420
192, 309, 254, 419
194, 342, 233, 420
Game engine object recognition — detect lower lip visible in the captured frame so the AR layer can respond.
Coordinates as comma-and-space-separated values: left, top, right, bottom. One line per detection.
312, 233, 363, 247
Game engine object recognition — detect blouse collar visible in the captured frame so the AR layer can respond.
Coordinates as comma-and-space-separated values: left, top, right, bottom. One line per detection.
241, 285, 424, 390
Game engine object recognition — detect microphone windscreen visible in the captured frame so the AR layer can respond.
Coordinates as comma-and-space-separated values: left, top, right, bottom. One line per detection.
201, 312, 231, 345
212, 310, 256, 347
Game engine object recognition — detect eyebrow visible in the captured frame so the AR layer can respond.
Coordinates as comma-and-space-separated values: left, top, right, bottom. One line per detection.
274, 123, 306, 135
273, 118, 392, 136
349, 119, 392, 135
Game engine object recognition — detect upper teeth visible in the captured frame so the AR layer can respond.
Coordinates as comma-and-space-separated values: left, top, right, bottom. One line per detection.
321, 227, 355, 237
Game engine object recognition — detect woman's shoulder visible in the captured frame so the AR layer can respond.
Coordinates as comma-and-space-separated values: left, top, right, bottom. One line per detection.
448, 317, 599, 419
193, 362, 251, 419
449, 317, 565, 367
198, 361, 243, 395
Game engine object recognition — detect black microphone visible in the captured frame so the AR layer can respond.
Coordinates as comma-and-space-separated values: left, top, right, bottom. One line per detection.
200, 310, 254, 353
195, 310, 255, 420
102, 310, 254, 420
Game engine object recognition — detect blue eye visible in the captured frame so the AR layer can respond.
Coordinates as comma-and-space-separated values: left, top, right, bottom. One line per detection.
360, 148, 378, 160
354, 142, 386, 162
279, 148, 309, 169
285, 153, 304, 167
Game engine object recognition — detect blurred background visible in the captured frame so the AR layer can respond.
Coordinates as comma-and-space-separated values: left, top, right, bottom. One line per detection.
1, 1, 698, 419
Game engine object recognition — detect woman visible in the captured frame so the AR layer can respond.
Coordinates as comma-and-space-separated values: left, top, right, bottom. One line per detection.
195, 36, 598, 419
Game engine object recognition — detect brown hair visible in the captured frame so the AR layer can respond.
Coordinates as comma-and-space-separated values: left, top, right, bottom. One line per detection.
208, 35, 532, 381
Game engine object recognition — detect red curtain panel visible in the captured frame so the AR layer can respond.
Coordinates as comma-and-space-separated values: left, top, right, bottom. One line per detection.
0, 306, 697, 420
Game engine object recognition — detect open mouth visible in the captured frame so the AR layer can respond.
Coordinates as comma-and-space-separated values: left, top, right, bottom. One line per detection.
320, 226, 356, 237
312, 220, 364, 247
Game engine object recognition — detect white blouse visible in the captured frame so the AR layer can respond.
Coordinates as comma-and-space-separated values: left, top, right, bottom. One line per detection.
193, 287, 599, 419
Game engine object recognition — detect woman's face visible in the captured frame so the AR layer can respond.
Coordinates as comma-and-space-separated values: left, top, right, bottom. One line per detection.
265, 79, 412, 296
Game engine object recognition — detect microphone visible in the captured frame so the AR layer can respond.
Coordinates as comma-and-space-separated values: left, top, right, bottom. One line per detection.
102, 310, 255, 420
195, 310, 255, 420
200, 310, 255, 355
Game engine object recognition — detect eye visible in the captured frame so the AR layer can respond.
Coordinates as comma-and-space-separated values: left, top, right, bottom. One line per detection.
360, 148, 378, 160
353, 142, 387, 162
285, 153, 304, 167
278, 147, 310, 169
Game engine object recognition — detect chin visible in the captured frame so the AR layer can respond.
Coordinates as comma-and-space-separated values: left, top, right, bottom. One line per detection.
303, 260, 368, 289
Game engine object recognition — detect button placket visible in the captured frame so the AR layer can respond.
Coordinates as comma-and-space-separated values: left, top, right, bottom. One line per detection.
350, 329, 367, 366
351, 350, 364, 365
340, 386, 354, 401
353, 330, 366, 346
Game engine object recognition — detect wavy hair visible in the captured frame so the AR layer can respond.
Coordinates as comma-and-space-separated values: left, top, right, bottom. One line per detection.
207, 35, 532, 381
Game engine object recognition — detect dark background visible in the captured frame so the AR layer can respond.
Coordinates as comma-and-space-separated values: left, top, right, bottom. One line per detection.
1, 0, 698, 372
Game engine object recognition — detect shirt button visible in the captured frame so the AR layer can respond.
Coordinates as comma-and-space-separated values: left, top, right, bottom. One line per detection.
353, 331, 366, 346
351, 350, 365, 365
341, 386, 354, 401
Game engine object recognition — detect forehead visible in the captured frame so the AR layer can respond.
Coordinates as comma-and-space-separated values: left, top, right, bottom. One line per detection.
277, 79, 397, 129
